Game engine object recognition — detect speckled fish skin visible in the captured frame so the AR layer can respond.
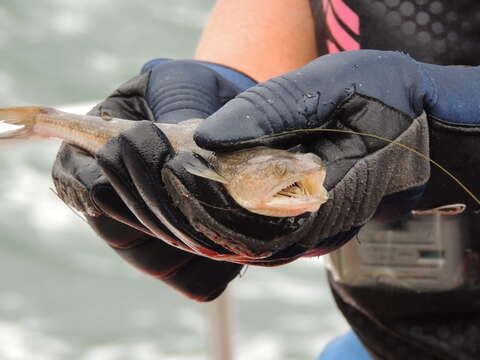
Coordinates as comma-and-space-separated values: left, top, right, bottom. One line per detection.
0, 107, 328, 217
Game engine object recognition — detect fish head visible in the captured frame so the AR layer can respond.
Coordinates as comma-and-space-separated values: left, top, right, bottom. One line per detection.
225, 149, 329, 217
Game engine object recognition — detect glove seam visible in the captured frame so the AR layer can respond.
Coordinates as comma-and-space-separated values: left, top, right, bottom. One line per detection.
248, 84, 292, 131
270, 77, 302, 106
197, 60, 259, 84
429, 114, 480, 130
149, 96, 212, 118
414, 61, 439, 109
149, 82, 219, 105
269, 77, 309, 127
151, 257, 197, 280
277, 75, 322, 127
96, 154, 139, 206
106, 236, 150, 250
96, 130, 171, 240
120, 128, 170, 199
235, 92, 275, 135
277, 74, 305, 95
386, 115, 430, 195
98, 96, 156, 123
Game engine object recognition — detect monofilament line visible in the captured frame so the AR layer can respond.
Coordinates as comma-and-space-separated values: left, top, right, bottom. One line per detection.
250, 128, 480, 207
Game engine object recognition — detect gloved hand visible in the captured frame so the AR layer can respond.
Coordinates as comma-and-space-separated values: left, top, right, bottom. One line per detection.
52, 59, 260, 301
194, 50, 480, 257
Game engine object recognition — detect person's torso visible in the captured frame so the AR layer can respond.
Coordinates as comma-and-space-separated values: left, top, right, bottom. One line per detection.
311, 0, 480, 65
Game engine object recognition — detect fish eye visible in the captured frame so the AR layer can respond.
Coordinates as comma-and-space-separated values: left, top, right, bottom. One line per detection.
273, 162, 288, 177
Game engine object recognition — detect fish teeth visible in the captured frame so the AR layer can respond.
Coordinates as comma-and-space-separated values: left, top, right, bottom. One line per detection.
275, 181, 310, 198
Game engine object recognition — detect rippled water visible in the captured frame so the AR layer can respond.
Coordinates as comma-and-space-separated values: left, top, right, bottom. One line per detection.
0, 1, 348, 359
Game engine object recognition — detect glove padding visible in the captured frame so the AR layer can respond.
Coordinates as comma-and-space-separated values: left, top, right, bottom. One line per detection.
194, 50, 480, 255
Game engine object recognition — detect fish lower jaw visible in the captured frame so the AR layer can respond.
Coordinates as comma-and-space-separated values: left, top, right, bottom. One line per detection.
247, 197, 326, 217
248, 206, 319, 218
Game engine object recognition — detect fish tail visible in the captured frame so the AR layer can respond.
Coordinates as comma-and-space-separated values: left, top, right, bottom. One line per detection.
0, 106, 53, 140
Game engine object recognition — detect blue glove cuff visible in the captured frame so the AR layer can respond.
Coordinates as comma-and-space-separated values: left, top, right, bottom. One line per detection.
200, 62, 257, 91
419, 62, 480, 125
141, 58, 257, 92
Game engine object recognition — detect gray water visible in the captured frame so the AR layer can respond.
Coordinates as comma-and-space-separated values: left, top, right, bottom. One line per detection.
0, 1, 348, 359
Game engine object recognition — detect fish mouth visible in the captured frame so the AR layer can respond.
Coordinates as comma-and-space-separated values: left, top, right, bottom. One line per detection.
255, 170, 329, 217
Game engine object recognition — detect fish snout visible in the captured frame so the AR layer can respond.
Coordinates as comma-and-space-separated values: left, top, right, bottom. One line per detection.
249, 169, 329, 217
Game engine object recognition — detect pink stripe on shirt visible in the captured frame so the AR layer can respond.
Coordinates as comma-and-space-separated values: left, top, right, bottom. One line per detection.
323, 0, 360, 53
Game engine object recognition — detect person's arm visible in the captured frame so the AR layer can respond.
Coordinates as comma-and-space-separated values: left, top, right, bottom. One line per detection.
195, 0, 318, 82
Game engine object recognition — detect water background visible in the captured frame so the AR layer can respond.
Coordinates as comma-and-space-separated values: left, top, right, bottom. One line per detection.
0, 1, 348, 359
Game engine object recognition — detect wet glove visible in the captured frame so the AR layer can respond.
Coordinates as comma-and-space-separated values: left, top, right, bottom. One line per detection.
194, 50, 480, 257
52, 59, 259, 301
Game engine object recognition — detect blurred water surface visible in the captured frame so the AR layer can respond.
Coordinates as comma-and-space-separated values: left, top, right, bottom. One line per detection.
0, 1, 347, 359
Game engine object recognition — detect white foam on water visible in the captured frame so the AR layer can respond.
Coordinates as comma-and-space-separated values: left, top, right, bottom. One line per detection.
69, 252, 123, 277
88, 52, 120, 74
51, 0, 113, 12
0, 32, 9, 48
3, 160, 76, 234
0, 321, 71, 360
233, 279, 263, 300
169, 5, 211, 29
82, 344, 125, 360
292, 256, 325, 268
52, 10, 91, 35
0, 8, 11, 30
149, 1, 210, 29
81, 341, 205, 360
237, 334, 284, 360
241, 272, 325, 306
176, 307, 206, 335
303, 333, 350, 359
129, 308, 157, 329
0, 72, 15, 99
274, 313, 321, 333
0, 291, 25, 312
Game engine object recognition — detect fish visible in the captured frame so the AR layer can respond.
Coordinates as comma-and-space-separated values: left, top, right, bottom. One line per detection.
0, 106, 328, 217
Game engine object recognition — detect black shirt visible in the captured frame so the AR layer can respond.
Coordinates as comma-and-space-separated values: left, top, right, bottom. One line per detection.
310, 0, 480, 65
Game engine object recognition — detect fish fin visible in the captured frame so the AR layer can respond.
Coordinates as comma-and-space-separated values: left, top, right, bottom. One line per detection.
183, 154, 228, 184
0, 106, 51, 140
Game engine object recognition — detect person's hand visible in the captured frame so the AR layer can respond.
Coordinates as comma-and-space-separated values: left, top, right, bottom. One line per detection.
194, 50, 480, 256
52, 59, 259, 301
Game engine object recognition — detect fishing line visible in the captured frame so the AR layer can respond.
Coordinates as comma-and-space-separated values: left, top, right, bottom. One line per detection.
176, 185, 241, 212
190, 126, 480, 212
249, 128, 480, 207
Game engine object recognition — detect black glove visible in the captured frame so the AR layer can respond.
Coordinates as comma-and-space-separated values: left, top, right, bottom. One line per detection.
194, 50, 480, 258
52, 59, 258, 301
